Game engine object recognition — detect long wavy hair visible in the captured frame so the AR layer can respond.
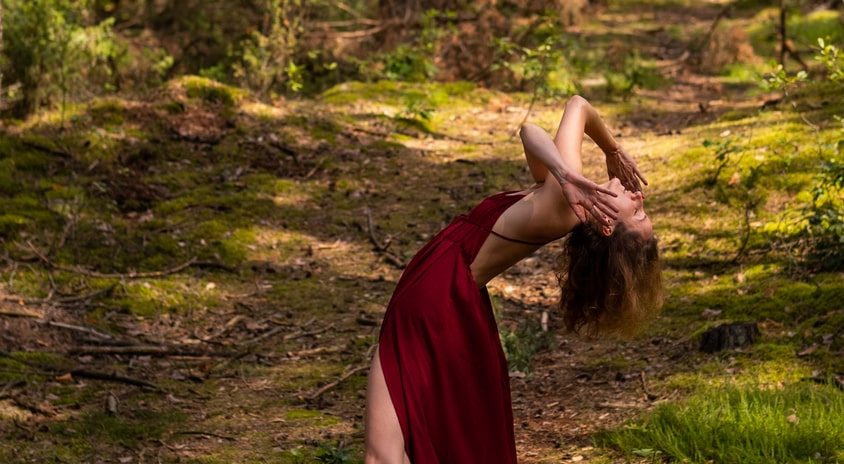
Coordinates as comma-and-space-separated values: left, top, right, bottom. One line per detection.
556, 222, 663, 337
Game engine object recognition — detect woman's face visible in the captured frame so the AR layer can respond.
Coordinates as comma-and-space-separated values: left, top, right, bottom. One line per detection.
601, 178, 652, 239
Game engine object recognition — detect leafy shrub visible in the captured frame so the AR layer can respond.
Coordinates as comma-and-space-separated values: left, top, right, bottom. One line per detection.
806, 155, 844, 268
380, 10, 455, 82
2, 0, 124, 117
500, 318, 552, 373
760, 38, 844, 270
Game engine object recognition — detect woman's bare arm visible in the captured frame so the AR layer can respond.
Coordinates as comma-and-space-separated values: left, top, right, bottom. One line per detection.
554, 95, 618, 160
519, 123, 618, 224
555, 95, 648, 192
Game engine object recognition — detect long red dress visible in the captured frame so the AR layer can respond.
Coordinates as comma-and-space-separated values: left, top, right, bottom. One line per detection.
378, 191, 533, 463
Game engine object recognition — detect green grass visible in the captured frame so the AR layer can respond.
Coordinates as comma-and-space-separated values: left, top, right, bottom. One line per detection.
597, 382, 844, 463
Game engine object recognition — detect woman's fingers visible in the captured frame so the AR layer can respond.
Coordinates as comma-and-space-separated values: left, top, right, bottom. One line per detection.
595, 201, 619, 220
594, 184, 618, 198
573, 205, 587, 224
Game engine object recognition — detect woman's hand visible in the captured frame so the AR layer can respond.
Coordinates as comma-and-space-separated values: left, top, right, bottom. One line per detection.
606, 144, 648, 193
557, 170, 619, 226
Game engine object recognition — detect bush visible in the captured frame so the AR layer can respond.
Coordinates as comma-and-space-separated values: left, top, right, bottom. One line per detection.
2, 0, 123, 117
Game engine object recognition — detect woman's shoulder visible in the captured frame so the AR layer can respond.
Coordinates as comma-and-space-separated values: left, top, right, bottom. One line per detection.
497, 180, 580, 244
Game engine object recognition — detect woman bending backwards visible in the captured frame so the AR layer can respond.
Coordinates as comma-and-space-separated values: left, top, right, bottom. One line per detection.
365, 95, 664, 464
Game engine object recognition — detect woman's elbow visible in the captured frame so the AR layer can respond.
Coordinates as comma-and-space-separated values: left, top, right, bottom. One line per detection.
566, 95, 588, 108
520, 123, 542, 139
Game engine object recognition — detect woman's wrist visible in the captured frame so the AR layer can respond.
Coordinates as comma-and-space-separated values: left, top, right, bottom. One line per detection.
551, 165, 570, 185
605, 142, 623, 159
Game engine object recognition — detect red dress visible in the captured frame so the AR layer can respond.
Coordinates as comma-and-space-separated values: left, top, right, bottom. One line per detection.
378, 191, 532, 463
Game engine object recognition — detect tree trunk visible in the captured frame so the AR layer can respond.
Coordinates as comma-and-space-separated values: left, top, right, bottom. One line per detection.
779, 0, 787, 66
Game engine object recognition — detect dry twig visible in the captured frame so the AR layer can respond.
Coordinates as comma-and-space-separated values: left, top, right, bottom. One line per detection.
69, 345, 238, 358
640, 371, 659, 401
307, 364, 369, 402
364, 207, 404, 268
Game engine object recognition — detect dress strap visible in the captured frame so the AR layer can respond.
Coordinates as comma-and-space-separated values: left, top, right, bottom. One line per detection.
487, 229, 547, 247
460, 217, 547, 247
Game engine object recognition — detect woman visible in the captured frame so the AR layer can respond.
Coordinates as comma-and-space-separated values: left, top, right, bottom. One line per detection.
365, 95, 663, 464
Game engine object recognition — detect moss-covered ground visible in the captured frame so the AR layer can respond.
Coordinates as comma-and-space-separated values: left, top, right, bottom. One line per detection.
1, 2, 843, 463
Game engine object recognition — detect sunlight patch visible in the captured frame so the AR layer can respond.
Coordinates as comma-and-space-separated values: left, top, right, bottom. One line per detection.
399, 137, 464, 156
272, 192, 312, 208
0, 399, 34, 421
240, 101, 285, 119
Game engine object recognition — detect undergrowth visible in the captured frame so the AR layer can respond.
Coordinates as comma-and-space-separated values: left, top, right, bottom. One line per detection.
596, 381, 844, 463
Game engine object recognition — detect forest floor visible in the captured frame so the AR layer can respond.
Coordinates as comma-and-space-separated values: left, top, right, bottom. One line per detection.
2, 2, 843, 464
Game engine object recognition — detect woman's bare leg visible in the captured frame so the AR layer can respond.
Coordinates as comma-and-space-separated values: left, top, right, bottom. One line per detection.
365, 346, 411, 464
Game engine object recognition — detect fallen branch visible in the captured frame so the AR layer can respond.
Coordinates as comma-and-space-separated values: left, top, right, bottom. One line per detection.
0, 308, 43, 318
205, 319, 327, 375
54, 285, 117, 305
23, 242, 200, 279
364, 208, 392, 252
0, 379, 26, 398
68, 345, 239, 358
0, 351, 160, 390
285, 344, 346, 359
307, 364, 369, 402
364, 207, 404, 269
42, 320, 114, 341
69, 369, 160, 390
191, 260, 238, 273
283, 323, 335, 341
53, 257, 198, 279
172, 430, 238, 441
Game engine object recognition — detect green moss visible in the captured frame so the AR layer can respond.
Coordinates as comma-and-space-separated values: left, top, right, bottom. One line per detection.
157, 100, 186, 114
0, 213, 28, 236
176, 75, 248, 107
284, 409, 340, 426
320, 80, 477, 108
88, 98, 125, 127
47, 407, 188, 451
0, 196, 58, 228
106, 277, 221, 318
5, 137, 55, 172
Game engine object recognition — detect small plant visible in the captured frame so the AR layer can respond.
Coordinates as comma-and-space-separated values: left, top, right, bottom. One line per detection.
815, 37, 843, 82
500, 318, 552, 374
381, 9, 456, 82
316, 441, 361, 464
230, 0, 306, 98
805, 155, 844, 269
759, 62, 808, 96
702, 137, 743, 186
631, 447, 663, 463
393, 94, 433, 133
603, 49, 663, 100
493, 34, 575, 101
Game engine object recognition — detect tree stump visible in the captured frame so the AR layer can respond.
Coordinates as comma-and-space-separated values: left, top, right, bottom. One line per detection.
699, 321, 759, 353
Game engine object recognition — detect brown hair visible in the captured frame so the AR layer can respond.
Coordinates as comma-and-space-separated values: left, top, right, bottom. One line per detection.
556, 222, 663, 337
